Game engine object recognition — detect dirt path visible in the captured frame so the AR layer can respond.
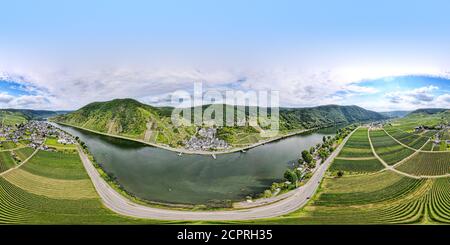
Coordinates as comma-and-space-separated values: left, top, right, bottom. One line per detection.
0, 147, 39, 177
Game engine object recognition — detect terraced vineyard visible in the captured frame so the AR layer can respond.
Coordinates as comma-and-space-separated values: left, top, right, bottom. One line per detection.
330, 158, 384, 173
0, 151, 16, 173
337, 128, 374, 158
331, 128, 384, 174
0, 149, 150, 224
253, 172, 450, 224
395, 152, 450, 176
385, 127, 429, 150
421, 130, 437, 138
422, 141, 435, 151
0, 141, 17, 150
369, 129, 415, 165
12, 147, 35, 161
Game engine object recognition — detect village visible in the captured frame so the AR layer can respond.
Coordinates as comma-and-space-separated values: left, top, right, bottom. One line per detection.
0, 121, 76, 151
183, 127, 229, 151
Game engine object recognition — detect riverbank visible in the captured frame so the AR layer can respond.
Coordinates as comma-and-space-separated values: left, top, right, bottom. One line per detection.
76, 126, 358, 220
52, 121, 320, 155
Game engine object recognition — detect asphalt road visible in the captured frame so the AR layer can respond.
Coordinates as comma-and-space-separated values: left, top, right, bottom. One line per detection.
78, 128, 357, 221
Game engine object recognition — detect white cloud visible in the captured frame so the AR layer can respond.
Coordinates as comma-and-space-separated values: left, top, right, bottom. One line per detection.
1, 54, 449, 111
385, 85, 439, 105
0, 93, 14, 103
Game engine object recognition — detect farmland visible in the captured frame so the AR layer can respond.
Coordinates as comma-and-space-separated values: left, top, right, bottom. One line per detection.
337, 128, 374, 158
242, 111, 450, 224
0, 109, 449, 224
246, 172, 450, 224
395, 152, 450, 176
0, 148, 160, 224
422, 141, 434, 151
384, 127, 429, 150
331, 127, 384, 174
0, 151, 16, 173
369, 129, 415, 165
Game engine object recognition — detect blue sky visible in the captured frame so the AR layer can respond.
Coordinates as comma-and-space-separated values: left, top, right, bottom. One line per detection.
0, 0, 449, 110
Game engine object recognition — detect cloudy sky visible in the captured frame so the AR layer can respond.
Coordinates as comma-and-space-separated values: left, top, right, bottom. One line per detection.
1, 0, 450, 111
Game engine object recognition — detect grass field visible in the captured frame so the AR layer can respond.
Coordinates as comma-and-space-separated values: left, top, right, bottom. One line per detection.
44, 137, 77, 151
395, 152, 450, 176
369, 129, 415, 165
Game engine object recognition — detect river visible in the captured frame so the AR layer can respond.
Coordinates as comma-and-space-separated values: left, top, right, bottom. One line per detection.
56, 124, 342, 205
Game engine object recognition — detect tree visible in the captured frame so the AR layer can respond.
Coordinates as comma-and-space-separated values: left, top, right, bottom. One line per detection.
294, 168, 303, 180
318, 149, 330, 160
284, 169, 298, 185
323, 136, 327, 143
301, 150, 313, 164
337, 170, 344, 177
309, 147, 315, 154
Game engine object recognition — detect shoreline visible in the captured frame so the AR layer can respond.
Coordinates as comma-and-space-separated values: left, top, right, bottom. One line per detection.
52, 121, 323, 155
76, 127, 358, 220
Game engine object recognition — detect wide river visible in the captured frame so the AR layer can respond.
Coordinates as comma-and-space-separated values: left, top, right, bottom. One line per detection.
56, 124, 342, 205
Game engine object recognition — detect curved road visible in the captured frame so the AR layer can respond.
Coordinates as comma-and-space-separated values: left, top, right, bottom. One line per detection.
78, 128, 358, 221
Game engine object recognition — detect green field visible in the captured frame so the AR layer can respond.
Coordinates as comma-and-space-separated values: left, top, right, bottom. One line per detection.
244, 172, 450, 224
337, 128, 374, 158
369, 129, 415, 165
330, 128, 384, 174
422, 141, 434, 151
385, 127, 429, 149
0, 141, 17, 150
0, 111, 28, 126
0, 149, 168, 224
395, 152, 450, 176
44, 137, 77, 150
0, 151, 16, 173
331, 158, 384, 173
13, 147, 35, 161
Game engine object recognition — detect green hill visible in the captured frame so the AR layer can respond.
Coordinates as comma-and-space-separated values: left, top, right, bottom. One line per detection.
408, 108, 448, 115
0, 109, 69, 126
379, 110, 411, 118
279, 105, 386, 129
52, 98, 196, 147
52, 98, 387, 148
0, 110, 28, 125
2, 109, 69, 119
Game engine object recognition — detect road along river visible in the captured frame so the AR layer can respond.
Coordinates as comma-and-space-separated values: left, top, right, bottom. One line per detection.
75, 127, 357, 220
56, 124, 344, 206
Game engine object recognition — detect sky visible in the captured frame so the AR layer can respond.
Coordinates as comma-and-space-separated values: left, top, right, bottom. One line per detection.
0, 0, 450, 111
